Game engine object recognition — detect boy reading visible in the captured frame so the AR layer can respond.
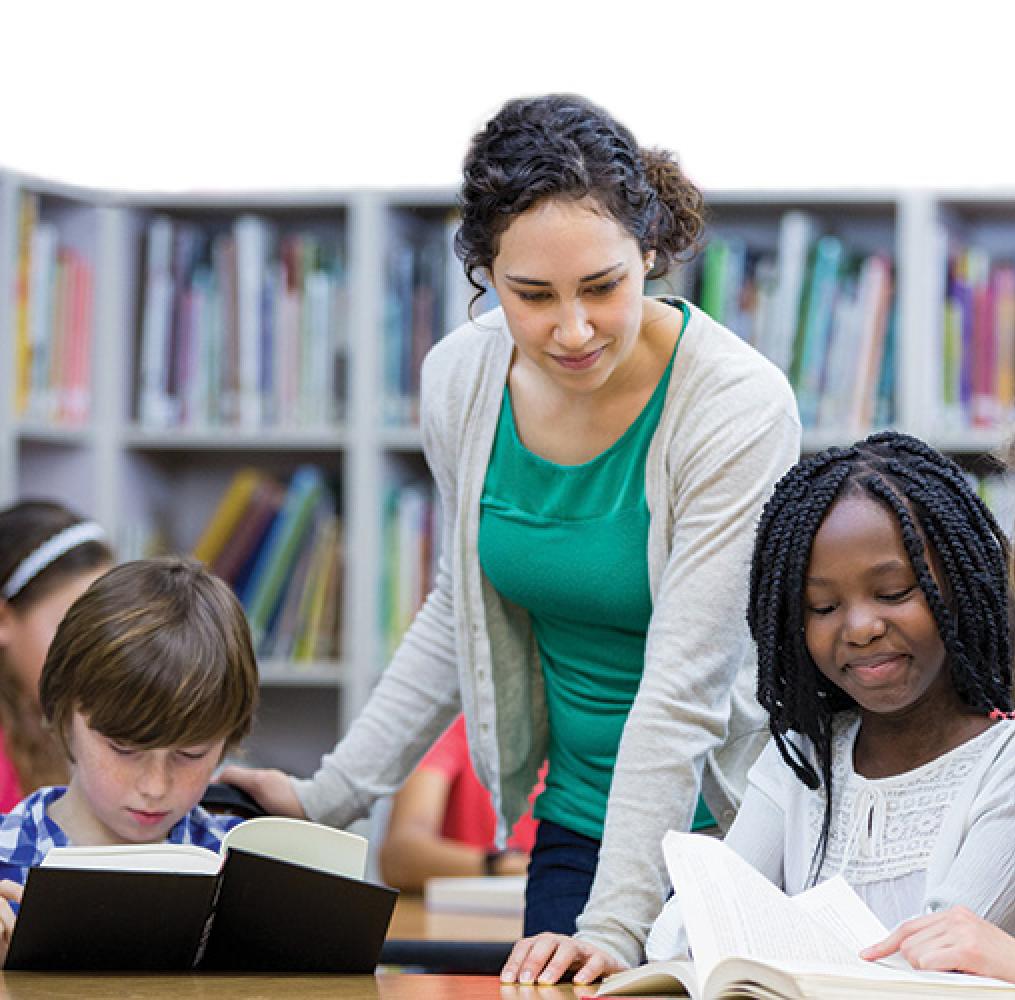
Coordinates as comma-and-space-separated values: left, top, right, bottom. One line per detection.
0, 557, 259, 961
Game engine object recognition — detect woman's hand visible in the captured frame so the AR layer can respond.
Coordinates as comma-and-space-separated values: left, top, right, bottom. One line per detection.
861, 907, 1015, 983
216, 766, 306, 819
0, 879, 22, 963
500, 932, 625, 986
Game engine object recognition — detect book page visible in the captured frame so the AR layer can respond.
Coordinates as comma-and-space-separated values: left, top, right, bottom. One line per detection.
793, 876, 888, 950
40, 843, 220, 875
661, 832, 874, 985
595, 958, 698, 999
223, 816, 367, 879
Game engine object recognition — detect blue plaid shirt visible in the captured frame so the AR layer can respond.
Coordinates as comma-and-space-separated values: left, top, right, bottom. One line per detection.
0, 786, 243, 888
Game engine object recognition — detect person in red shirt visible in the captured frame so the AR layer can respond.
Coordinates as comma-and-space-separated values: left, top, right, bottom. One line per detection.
379, 715, 542, 891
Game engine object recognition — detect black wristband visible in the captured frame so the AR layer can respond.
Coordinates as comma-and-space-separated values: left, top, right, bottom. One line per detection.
483, 850, 503, 876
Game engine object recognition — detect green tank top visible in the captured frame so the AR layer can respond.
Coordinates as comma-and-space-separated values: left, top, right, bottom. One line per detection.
479, 301, 713, 838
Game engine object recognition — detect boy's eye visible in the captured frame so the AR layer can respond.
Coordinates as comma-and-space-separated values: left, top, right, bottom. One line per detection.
175, 747, 213, 762
108, 742, 139, 757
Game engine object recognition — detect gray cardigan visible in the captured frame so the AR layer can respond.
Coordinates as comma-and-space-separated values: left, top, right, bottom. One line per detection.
294, 301, 801, 965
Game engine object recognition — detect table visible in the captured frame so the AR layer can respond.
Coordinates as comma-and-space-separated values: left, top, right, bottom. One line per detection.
383, 894, 522, 974
0, 972, 590, 999
388, 894, 523, 942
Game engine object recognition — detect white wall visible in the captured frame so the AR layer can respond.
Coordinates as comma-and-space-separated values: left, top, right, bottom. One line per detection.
2, 0, 1013, 192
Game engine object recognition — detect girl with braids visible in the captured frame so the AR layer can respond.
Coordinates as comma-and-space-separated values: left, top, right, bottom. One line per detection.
647, 431, 1015, 964
0, 502, 113, 809
222, 92, 800, 985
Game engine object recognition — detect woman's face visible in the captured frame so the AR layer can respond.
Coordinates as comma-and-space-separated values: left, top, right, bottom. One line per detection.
0, 568, 108, 703
489, 197, 651, 396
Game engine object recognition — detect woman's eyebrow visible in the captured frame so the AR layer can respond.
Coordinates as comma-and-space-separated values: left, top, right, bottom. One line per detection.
504, 262, 625, 286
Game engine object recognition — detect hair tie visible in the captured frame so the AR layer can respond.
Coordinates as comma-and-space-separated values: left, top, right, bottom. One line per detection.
990, 708, 1015, 721
1, 522, 106, 601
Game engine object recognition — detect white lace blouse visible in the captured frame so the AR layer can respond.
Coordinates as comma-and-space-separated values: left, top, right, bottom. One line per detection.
646, 716, 1015, 961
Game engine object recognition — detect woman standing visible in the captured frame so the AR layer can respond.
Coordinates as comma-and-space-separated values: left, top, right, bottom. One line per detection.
223, 93, 801, 983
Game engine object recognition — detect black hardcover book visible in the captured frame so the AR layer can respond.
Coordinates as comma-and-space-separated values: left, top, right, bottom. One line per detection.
6, 817, 397, 972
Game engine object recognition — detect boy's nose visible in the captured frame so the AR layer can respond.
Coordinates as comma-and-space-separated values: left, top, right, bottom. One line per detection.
137, 758, 171, 798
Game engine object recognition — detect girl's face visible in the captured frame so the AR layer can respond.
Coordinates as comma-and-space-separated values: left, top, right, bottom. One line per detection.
489, 197, 651, 396
62, 711, 225, 845
803, 495, 952, 720
0, 568, 108, 704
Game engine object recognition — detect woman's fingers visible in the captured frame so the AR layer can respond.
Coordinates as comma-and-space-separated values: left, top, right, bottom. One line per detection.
500, 932, 622, 985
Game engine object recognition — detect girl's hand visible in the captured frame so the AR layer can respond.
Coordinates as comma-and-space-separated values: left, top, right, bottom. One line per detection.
861, 907, 1015, 983
0, 879, 22, 962
500, 932, 625, 986
216, 766, 306, 819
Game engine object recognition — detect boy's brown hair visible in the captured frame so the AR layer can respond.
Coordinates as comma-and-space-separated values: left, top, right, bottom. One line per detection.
40, 557, 258, 756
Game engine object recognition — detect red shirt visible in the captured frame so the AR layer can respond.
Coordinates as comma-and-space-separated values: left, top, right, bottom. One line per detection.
0, 726, 23, 813
417, 715, 540, 853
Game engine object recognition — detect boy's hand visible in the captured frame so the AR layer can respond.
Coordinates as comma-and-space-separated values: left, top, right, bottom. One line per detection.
216, 766, 306, 819
500, 931, 625, 986
861, 906, 1015, 982
0, 879, 22, 962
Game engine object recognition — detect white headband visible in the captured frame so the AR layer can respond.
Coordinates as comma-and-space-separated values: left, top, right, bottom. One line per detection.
2, 521, 106, 601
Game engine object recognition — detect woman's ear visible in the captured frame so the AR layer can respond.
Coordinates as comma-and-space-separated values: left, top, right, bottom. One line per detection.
0, 599, 15, 650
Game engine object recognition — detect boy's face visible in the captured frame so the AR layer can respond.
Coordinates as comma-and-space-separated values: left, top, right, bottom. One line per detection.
63, 711, 226, 845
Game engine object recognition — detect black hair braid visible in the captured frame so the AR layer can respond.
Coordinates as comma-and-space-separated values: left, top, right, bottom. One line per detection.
749, 430, 1013, 885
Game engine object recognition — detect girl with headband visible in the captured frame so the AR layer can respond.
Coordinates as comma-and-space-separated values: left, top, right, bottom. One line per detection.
0, 502, 113, 809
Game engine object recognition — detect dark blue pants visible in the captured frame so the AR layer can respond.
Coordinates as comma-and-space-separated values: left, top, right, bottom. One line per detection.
523, 819, 601, 936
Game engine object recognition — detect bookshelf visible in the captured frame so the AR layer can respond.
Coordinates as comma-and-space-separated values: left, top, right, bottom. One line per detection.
2, 173, 1014, 776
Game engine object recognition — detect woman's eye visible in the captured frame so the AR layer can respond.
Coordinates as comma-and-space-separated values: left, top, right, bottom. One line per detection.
584, 278, 621, 297
517, 290, 551, 303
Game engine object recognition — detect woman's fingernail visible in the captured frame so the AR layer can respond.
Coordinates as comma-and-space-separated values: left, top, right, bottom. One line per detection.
519, 971, 534, 984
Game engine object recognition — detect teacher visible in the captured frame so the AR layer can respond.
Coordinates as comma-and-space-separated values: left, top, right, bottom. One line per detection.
222, 93, 801, 984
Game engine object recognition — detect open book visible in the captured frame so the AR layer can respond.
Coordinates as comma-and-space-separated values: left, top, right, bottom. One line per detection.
6, 816, 397, 972
597, 832, 1015, 999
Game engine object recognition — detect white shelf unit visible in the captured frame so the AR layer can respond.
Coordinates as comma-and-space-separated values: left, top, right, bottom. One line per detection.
2, 175, 1014, 775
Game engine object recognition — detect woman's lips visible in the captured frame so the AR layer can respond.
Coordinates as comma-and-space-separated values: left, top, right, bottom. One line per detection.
551, 347, 605, 371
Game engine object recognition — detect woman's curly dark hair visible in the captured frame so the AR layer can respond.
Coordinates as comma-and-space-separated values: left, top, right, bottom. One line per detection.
455, 94, 705, 310
748, 430, 1013, 882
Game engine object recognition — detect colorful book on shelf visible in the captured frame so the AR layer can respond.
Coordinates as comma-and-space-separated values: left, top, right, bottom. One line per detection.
6, 816, 395, 973
210, 476, 285, 585
792, 235, 843, 426
293, 513, 340, 662
14, 193, 37, 417
995, 264, 1015, 419
315, 520, 344, 660
192, 468, 262, 566
138, 216, 173, 426
262, 514, 320, 661
849, 254, 894, 431
241, 466, 330, 647
767, 210, 817, 375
